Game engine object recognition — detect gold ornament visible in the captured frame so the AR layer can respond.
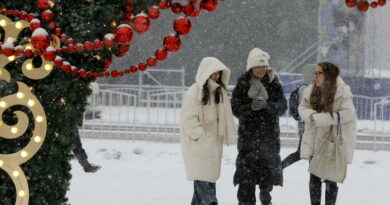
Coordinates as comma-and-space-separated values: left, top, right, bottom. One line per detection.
0, 14, 59, 205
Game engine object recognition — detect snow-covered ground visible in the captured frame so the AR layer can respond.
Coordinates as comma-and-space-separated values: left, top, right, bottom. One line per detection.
68, 139, 389, 205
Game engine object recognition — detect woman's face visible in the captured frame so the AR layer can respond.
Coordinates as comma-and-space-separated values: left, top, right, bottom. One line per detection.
251, 66, 268, 79
210, 71, 221, 82
314, 65, 325, 87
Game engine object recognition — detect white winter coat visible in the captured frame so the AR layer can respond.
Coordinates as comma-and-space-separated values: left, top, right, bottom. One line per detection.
180, 57, 234, 182
299, 77, 357, 164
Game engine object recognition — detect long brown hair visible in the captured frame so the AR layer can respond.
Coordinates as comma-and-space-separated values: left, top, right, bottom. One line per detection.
310, 62, 340, 118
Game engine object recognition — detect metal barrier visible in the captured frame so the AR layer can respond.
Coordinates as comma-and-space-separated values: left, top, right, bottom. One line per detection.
80, 85, 390, 150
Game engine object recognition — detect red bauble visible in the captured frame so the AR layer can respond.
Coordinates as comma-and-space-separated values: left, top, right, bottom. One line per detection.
48, 21, 56, 30
130, 65, 138, 73
62, 62, 71, 72
119, 43, 130, 53
14, 46, 24, 56
2, 44, 14, 56
103, 33, 115, 47
41, 9, 53, 22
75, 43, 84, 52
158, 1, 169, 9
200, 0, 218, 12
31, 28, 50, 50
345, 0, 357, 7
71, 66, 78, 75
54, 56, 63, 67
44, 47, 56, 61
119, 71, 124, 76
30, 19, 41, 31
111, 70, 119, 77
155, 48, 168, 60
79, 69, 87, 77
357, 0, 370, 11
115, 24, 134, 43
27, 14, 35, 22
163, 34, 182, 52
183, 4, 195, 16
138, 63, 147, 71
24, 49, 33, 57
55, 28, 62, 36
94, 39, 104, 50
84, 41, 93, 51
60, 34, 67, 42
188, 9, 201, 18
174, 17, 192, 35
19, 11, 27, 19
147, 57, 157, 67
171, 3, 183, 14
148, 7, 160, 19
371, 1, 379, 8
378, 0, 387, 6
105, 58, 113, 65
133, 14, 151, 34
125, 5, 134, 12
67, 38, 75, 45
67, 44, 74, 52
37, 0, 49, 10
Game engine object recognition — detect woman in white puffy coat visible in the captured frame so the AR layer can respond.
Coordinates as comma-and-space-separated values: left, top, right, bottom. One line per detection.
298, 62, 357, 205
180, 57, 235, 205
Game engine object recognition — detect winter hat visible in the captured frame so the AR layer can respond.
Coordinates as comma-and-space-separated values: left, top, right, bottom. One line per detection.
302, 64, 316, 85
246, 48, 270, 71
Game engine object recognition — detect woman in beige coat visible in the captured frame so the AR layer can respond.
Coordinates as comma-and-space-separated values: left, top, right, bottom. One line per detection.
298, 62, 357, 205
180, 57, 235, 205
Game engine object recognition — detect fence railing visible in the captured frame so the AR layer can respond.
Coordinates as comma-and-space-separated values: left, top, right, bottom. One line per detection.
80, 84, 390, 150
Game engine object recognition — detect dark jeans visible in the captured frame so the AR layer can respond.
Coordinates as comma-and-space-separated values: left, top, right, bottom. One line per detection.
309, 174, 338, 205
72, 127, 91, 168
191, 180, 218, 205
237, 182, 273, 205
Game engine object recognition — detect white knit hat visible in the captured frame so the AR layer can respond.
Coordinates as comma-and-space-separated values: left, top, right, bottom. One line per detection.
246, 48, 270, 71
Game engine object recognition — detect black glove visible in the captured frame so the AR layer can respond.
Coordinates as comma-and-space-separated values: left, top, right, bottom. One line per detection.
251, 99, 267, 111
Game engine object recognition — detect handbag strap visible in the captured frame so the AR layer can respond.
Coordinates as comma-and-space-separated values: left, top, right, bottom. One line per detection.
336, 112, 342, 136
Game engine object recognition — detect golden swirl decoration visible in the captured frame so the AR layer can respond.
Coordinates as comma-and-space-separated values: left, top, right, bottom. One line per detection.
0, 14, 59, 205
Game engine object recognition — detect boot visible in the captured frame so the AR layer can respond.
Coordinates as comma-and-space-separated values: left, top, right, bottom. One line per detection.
309, 174, 322, 205
83, 163, 101, 173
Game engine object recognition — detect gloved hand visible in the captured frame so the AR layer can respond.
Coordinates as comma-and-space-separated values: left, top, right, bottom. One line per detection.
251, 99, 267, 111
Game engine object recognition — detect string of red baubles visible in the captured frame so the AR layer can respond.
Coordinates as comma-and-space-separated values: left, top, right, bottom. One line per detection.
346, 0, 387, 12
0, 0, 220, 78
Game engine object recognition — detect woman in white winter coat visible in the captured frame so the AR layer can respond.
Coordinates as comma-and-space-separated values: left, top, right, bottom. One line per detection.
298, 62, 357, 205
180, 57, 236, 205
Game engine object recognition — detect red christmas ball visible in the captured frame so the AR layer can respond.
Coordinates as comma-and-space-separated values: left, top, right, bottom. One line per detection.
105, 58, 113, 65
118, 43, 130, 53
148, 6, 160, 19
48, 21, 56, 30
68, 44, 75, 52
75, 43, 84, 52
79, 69, 87, 77
14, 46, 23, 56
84, 41, 93, 51
71, 66, 78, 75
345, 0, 357, 7
119, 71, 124, 76
61, 46, 68, 52
24, 49, 33, 57
37, 0, 49, 10
158, 1, 169, 9
371, 1, 379, 8
2, 43, 14, 57
62, 62, 71, 72
174, 17, 192, 35
133, 14, 151, 34
27, 14, 35, 22
155, 48, 168, 60
103, 33, 115, 47
115, 24, 134, 43
41, 9, 54, 22
378, 0, 387, 6
147, 57, 157, 67
30, 19, 41, 31
60, 34, 67, 42
55, 28, 62, 36
44, 46, 56, 61
138, 63, 147, 71
130, 65, 138, 73
54, 56, 63, 67
183, 4, 195, 16
163, 34, 182, 52
357, 0, 370, 11
125, 5, 134, 12
171, 3, 183, 14
188, 9, 201, 18
31, 28, 50, 50
94, 39, 104, 50
111, 70, 119, 77
200, 0, 218, 12
19, 11, 27, 19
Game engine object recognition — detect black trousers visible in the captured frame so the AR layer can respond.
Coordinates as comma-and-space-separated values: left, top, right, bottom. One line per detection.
237, 182, 273, 205
191, 180, 218, 205
309, 174, 338, 205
